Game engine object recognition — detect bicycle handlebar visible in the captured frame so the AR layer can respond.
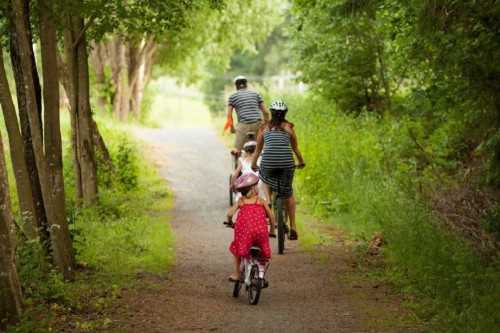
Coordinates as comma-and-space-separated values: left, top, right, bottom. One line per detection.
224, 221, 277, 238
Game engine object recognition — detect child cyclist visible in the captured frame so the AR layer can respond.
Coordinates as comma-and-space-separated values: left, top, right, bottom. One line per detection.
230, 140, 269, 203
226, 173, 276, 286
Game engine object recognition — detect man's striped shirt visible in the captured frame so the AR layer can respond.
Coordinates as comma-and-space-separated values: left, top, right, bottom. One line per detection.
228, 88, 263, 123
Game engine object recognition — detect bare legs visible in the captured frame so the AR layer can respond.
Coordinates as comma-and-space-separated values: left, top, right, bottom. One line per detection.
229, 256, 241, 281
284, 195, 297, 231
261, 182, 272, 206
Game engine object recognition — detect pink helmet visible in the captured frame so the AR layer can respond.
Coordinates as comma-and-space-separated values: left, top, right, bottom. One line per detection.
244, 141, 256, 148
236, 173, 259, 190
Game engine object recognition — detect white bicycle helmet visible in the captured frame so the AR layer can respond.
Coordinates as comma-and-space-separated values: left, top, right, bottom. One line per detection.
270, 100, 288, 113
233, 75, 247, 84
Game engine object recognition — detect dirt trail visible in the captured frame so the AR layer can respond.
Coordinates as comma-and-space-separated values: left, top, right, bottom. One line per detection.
111, 125, 417, 333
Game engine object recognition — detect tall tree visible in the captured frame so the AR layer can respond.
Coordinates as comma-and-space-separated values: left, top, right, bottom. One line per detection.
38, 0, 76, 279
5, 0, 49, 241
0, 42, 41, 242
9, 0, 75, 280
0, 129, 23, 331
60, 1, 98, 203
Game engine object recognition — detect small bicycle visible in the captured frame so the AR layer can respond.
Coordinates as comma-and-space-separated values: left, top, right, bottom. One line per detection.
233, 245, 268, 305
224, 221, 271, 305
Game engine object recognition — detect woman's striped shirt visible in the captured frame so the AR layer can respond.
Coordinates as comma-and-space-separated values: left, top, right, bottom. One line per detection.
259, 130, 296, 197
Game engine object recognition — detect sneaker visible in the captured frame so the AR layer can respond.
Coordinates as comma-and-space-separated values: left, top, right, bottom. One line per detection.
288, 229, 298, 240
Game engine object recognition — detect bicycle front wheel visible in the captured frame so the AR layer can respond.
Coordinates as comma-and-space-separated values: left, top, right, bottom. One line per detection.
247, 264, 262, 305
275, 197, 285, 254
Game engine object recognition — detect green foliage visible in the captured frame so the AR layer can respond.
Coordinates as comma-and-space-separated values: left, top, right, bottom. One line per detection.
156, 0, 286, 81
17, 238, 68, 305
201, 17, 291, 116
289, 0, 500, 183
289, 0, 385, 112
113, 135, 140, 190
286, 92, 499, 332
373, 188, 499, 331
70, 120, 175, 276
8, 120, 175, 331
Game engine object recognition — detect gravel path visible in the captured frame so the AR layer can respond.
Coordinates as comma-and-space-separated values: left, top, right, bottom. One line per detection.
113, 125, 416, 333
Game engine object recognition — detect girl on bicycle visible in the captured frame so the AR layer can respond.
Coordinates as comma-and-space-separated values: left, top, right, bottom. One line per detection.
227, 173, 276, 284
251, 100, 305, 241
230, 140, 269, 203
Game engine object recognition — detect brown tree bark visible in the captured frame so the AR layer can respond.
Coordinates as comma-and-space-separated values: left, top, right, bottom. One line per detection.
10, 0, 75, 280
0, 45, 40, 241
62, 6, 98, 203
89, 41, 107, 108
0, 130, 23, 331
129, 41, 158, 119
91, 119, 115, 172
7, 0, 49, 241
376, 38, 391, 116
38, 0, 76, 278
109, 38, 125, 119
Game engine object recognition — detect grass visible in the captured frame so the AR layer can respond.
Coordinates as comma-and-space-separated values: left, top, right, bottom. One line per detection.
4, 115, 176, 332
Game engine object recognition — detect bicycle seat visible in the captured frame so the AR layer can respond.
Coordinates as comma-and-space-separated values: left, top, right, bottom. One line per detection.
246, 132, 256, 141
249, 246, 262, 257
267, 169, 286, 178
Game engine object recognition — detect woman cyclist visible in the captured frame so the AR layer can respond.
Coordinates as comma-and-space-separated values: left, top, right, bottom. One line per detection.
251, 100, 305, 240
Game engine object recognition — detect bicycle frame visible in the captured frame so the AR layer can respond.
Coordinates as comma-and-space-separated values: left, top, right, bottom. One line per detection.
267, 169, 290, 254
233, 246, 268, 305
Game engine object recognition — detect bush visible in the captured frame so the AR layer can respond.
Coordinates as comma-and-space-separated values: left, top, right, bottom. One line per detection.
284, 92, 499, 332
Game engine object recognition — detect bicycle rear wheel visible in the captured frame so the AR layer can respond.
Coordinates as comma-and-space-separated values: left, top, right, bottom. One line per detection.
232, 271, 243, 298
275, 196, 285, 254
247, 264, 262, 305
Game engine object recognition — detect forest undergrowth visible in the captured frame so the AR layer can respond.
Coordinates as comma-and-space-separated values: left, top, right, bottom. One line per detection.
5, 119, 175, 332
258, 92, 500, 332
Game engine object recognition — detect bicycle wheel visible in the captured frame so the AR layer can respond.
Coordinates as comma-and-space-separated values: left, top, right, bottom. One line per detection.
283, 202, 289, 236
229, 174, 236, 206
232, 270, 243, 298
275, 196, 285, 254
247, 264, 262, 305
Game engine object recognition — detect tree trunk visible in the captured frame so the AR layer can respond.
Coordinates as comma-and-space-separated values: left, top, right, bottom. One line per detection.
130, 42, 158, 119
91, 119, 114, 172
8, 0, 49, 241
0, 45, 40, 241
375, 37, 391, 116
110, 38, 125, 119
92, 38, 158, 121
0, 130, 23, 331
38, 0, 76, 278
89, 41, 107, 108
62, 9, 98, 203
11, 0, 75, 280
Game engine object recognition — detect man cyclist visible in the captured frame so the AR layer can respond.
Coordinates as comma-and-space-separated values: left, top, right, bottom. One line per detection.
226, 75, 270, 151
